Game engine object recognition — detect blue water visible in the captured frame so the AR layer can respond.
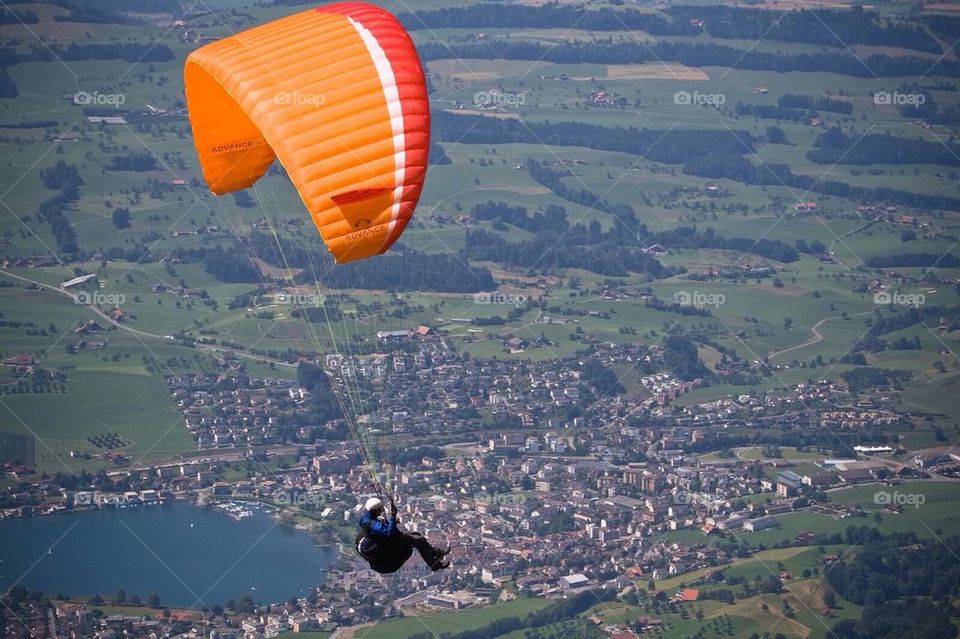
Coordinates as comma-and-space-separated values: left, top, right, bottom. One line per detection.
0, 501, 335, 607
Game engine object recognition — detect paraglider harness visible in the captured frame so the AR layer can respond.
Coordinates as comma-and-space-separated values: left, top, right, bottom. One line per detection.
355, 488, 412, 574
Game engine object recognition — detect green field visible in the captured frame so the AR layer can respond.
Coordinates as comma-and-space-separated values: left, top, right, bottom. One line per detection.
0, 0, 955, 482
1, 3, 959, 635
354, 597, 549, 639
628, 545, 867, 639
650, 481, 960, 553
737, 446, 830, 461
340, 546, 873, 639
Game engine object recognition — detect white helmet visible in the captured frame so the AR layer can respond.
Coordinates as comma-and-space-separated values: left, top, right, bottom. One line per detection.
365, 497, 383, 512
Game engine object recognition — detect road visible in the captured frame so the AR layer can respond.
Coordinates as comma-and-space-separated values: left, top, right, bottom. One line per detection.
332, 590, 434, 638
0, 268, 296, 369
732, 446, 826, 464
827, 220, 877, 263
103, 445, 303, 477
48, 608, 58, 639
766, 311, 872, 360
331, 621, 376, 639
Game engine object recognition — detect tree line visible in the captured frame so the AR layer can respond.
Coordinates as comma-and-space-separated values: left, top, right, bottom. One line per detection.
651, 225, 799, 262
529, 161, 800, 262
0, 41, 174, 65
429, 141, 451, 165
296, 361, 345, 428
398, 3, 696, 36
471, 200, 568, 234
470, 194, 799, 277
735, 102, 816, 123
864, 305, 957, 338
464, 226, 665, 277
303, 246, 496, 293
200, 248, 262, 283
0, 39, 174, 97
107, 152, 158, 172
48, 42, 175, 63
407, 588, 615, 639
865, 253, 960, 268
827, 533, 960, 639
923, 14, 960, 44
848, 305, 959, 354
417, 39, 960, 79
778, 93, 853, 114
48, 0, 181, 24
239, 231, 496, 293
664, 334, 712, 381
582, 359, 625, 396
433, 111, 754, 170
37, 160, 82, 256
401, 4, 939, 54
808, 127, 960, 166
437, 111, 960, 211
840, 366, 912, 391
645, 295, 713, 318
671, 5, 939, 53
464, 187, 673, 277
685, 154, 960, 211
526, 160, 640, 222
0, 67, 15, 98
0, 7, 37, 24
170, 234, 497, 292
466, 197, 662, 276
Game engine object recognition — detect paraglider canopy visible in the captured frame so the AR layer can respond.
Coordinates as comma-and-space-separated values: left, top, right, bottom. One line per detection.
184, 2, 430, 263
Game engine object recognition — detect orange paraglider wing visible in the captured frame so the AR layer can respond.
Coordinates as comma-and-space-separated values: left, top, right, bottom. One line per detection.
184, 2, 429, 263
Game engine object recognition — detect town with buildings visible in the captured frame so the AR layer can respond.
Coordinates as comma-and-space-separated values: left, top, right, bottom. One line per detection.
2, 334, 948, 638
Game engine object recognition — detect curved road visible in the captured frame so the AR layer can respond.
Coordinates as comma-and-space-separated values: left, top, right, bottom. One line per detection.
0, 269, 295, 369
827, 220, 875, 263
767, 311, 872, 360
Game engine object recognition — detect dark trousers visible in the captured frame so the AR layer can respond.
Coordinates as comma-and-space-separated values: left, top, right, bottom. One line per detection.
403, 531, 441, 568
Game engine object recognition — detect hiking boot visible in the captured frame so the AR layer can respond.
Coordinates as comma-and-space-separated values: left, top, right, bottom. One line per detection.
431, 559, 450, 572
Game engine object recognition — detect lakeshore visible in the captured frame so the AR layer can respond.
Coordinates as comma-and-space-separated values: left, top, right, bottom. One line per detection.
0, 500, 335, 608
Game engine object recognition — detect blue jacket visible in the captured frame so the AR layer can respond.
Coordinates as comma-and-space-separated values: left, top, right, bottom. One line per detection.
359, 510, 398, 538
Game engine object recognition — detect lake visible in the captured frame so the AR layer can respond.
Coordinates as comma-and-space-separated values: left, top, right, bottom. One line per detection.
0, 500, 335, 607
